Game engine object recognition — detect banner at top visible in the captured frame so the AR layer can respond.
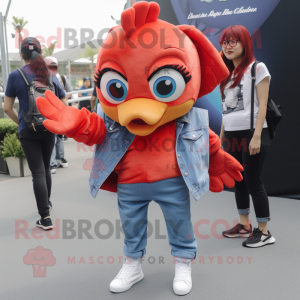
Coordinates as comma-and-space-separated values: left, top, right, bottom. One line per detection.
171, 0, 280, 47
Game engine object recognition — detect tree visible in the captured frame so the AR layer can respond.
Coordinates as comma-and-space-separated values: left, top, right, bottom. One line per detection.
11, 17, 29, 66
42, 41, 57, 58
11, 16, 29, 46
79, 45, 99, 80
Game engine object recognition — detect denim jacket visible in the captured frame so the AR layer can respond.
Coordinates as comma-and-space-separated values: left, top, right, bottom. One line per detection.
89, 106, 210, 202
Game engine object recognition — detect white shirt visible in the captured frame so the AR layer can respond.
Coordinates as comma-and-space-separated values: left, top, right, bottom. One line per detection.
222, 62, 271, 131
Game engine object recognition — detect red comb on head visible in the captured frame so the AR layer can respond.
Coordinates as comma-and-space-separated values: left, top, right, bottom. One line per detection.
121, 1, 160, 37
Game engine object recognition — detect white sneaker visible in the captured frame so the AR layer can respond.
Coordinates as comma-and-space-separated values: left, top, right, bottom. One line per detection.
109, 256, 144, 293
59, 159, 68, 168
173, 258, 192, 296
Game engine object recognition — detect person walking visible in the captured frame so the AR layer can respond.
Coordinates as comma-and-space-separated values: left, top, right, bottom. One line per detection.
78, 77, 92, 111
219, 25, 275, 248
45, 56, 71, 173
3, 37, 67, 230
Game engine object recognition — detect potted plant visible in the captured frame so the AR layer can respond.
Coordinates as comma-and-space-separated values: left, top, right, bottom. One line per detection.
0, 119, 19, 174
0, 133, 31, 177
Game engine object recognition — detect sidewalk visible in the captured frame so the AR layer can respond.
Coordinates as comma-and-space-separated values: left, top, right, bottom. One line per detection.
0, 173, 16, 181
1, 138, 299, 300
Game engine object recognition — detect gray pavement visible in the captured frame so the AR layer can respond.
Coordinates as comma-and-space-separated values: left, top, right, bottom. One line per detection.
1, 139, 299, 300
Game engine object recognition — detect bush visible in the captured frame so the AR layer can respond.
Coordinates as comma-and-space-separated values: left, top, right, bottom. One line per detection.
0, 133, 25, 160
0, 119, 18, 136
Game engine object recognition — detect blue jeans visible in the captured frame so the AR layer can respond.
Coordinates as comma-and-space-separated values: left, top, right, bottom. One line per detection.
117, 176, 197, 260
50, 135, 64, 167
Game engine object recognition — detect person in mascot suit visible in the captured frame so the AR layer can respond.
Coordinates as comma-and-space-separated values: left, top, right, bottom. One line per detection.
37, 1, 243, 296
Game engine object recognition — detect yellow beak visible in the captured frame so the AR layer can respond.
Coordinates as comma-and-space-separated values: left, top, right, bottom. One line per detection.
101, 98, 194, 136
117, 98, 168, 126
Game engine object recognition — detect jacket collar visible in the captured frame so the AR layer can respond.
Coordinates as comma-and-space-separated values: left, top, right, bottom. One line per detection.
106, 117, 124, 133
106, 110, 191, 132
177, 110, 191, 123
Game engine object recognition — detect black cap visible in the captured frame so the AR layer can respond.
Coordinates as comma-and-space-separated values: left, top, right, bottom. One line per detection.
21, 37, 41, 56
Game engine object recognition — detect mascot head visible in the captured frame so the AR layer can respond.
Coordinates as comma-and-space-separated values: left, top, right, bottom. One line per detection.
95, 1, 229, 136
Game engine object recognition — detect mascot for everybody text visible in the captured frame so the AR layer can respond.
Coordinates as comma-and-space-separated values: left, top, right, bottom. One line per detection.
37, 1, 243, 296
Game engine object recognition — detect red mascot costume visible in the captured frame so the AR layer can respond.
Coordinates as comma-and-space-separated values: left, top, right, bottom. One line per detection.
37, 1, 243, 296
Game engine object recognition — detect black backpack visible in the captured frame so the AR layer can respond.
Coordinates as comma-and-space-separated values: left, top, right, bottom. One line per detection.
250, 62, 282, 139
18, 68, 55, 132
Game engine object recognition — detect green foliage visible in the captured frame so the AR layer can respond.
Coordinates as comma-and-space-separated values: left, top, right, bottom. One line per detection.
11, 16, 29, 30
79, 45, 99, 63
0, 119, 18, 135
42, 41, 58, 58
0, 133, 25, 160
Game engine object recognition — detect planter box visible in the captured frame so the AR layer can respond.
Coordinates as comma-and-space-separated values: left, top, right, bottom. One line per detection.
0, 134, 9, 174
0, 117, 19, 173
6, 157, 31, 177
0, 155, 9, 174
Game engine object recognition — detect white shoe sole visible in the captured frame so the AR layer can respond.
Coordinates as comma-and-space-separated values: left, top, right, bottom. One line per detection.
173, 282, 192, 296
110, 271, 144, 293
60, 163, 68, 168
36, 224, 54, 231
243, 236, 276, 248
50, 169, 56, 174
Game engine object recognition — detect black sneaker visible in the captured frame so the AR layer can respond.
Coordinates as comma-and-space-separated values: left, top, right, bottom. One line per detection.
50, 165, 57, 174
60, 158, 68, 168
48, 200, 52, 211
63, 136, 68, 142
36, 218, 53, 230
242, 227, 275, 248
222, 223, 252, 238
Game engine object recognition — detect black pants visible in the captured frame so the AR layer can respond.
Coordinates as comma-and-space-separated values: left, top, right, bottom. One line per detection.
223, 128, 271, 223
19, 128, 55, 218
78, 100, 91, 112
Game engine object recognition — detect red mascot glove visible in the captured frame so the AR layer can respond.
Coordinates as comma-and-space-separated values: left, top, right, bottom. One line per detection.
208, 129, 243, 192
36, 90, 106, 146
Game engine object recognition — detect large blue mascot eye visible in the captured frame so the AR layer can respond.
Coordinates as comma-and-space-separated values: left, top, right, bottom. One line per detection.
100, 71, 128, 104
149, 68, 186, 102
153, 76, 176, 98
107, 79, 127, 102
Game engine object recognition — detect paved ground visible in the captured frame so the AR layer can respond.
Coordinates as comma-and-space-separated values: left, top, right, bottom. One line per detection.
1, 139, 299, 300
0, 173, 15, 181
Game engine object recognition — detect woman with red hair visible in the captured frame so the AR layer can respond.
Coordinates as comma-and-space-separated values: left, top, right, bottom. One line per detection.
219, 25, 275, 248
